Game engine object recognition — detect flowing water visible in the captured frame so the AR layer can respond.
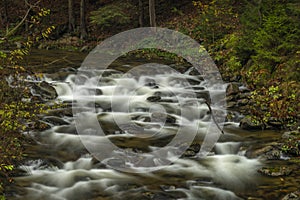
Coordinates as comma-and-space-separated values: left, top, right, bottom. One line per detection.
8, 50, 298, 200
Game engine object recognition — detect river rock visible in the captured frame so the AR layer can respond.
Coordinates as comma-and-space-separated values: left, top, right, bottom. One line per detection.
32, 81, 58, 100
147, 96, 161, 102
144, 78, 157, 87
226, 101, 236, 109
258, 167, 292, 177
54, 124, 77, 134
226, 83, 240, 96
187, 78, 201, 85
246, 142, 284, 159
282, 190, 300, 200
282, 130, 300, 140
247, 146, 273, 158
264, 149, 281, 160
185, 67, 201, 76
239, 116, 264, 130
268, 117, 284, 128
151, 191, 187, 200
191, 86, 205, 91
43, 157, 64, 169
46, 107, 73, 117
43, 116, 69, 126
281, 130, 300, 156
182, 143, 201, 157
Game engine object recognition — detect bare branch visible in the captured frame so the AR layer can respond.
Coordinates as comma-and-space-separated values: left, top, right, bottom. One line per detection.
5, 0, 40, 38
204, 101, 225, 134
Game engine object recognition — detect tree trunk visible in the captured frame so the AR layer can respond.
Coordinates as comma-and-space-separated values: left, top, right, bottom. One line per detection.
149, 0, 156, 27
68, 0, 75, 33
80, 0, 87, 39
1, 0, 8, 29
138, 0, 144, 27
25, 0, 29, 32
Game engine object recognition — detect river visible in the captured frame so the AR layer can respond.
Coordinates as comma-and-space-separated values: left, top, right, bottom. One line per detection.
8, 50, 299, 200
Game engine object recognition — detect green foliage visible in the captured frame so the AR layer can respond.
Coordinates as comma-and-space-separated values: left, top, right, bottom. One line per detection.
30, 8, 55, 42
211, 33, 242, 79
198, 0, 300, 128
238, 0, 300, 71
1, 7, 55, 68
247, 76, 299, 128
281, 139, 299, 156
192, 0, 239, 46
0, 77, 54, 191
281, 131, 300, 156
0, 7, 55, 196
237, 0, 300, 127
90, 3, 131, 29
0, 99, 50, 132
252, 4, 300, 73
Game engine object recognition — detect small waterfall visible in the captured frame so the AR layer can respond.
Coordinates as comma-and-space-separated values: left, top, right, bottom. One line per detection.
215, 142, 241, 155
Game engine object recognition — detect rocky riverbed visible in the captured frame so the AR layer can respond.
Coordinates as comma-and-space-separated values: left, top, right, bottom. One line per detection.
5, 50, 299, 200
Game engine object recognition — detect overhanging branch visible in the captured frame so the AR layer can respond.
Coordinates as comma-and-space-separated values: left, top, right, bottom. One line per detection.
5, 0, 40, 38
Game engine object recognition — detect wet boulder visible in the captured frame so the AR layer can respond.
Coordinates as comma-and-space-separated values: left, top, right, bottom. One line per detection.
43, 116, 69, 126
182, 143, 201, 157
46, 107, 74, 117
226, 83, 240, 96
282, 130, 300, 140
147, 96, 161, 102
239, 116, 264, 130
32, 81, 58, 100
226, 101, 236, 109
258, 166, 292, 177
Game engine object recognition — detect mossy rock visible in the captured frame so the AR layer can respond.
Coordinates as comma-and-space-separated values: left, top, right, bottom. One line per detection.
240, 116, 264, 130
258, 166, 292, 177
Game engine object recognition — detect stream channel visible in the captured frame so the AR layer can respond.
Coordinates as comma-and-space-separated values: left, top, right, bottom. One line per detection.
8, 50, 299, 200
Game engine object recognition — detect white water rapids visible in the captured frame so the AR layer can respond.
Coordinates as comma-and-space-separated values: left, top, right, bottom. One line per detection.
12, 63, 261, 200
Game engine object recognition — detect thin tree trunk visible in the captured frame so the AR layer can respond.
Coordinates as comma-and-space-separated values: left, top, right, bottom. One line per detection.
138, 0, 144, 27
80, 0, 87, 39
1, 0, 8, 30
68, 0, 75, 33
149, 0, 156, 27
25, 0, 29, 32
5, 0, 36, 38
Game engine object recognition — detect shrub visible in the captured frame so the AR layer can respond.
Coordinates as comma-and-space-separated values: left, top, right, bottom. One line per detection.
90, 3, 132, 30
